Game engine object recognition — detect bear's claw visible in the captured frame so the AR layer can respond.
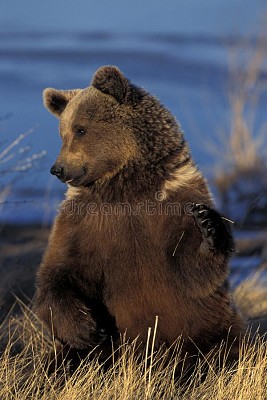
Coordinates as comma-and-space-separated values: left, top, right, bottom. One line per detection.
191, 203, 234, 255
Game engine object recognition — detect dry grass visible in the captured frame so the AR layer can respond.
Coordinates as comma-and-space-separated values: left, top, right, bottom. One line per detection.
234, 265, 267, 320
225, 37, 266, 171
215, 35, 267, 179
204, 35, 267, 212
0, 300, 267, 400
208, 35, 267, 228
0, 127, 46, 204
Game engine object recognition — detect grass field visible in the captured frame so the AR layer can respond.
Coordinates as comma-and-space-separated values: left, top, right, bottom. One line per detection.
0, 303, 267, 400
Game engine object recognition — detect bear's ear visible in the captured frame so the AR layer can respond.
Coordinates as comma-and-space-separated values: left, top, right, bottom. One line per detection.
91, 66, 130, 103
43, 88, 81, 118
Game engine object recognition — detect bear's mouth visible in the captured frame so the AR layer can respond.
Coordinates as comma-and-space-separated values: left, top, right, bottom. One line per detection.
64, 174, 87, 187
60, 167, 88, 186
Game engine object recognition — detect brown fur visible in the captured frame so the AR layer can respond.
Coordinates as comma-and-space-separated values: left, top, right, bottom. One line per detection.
34, 66, 244, 369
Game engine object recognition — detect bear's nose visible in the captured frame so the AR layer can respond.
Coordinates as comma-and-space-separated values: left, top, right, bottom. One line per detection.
50, 164, 64, 178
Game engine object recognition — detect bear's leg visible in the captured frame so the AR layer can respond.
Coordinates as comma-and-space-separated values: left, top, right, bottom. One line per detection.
192, 203, 234, 256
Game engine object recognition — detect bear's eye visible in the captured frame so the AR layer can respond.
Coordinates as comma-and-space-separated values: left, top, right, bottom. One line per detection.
76, 128, 86, 137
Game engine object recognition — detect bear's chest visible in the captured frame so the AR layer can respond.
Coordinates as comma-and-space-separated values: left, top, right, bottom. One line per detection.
66, 203, 167, 278
75, 209, 155, 254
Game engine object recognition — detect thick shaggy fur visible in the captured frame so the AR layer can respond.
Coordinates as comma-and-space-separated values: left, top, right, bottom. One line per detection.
34, 66, 244, 368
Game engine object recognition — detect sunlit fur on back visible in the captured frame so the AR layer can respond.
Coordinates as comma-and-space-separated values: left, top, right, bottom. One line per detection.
34, 66, 244, 371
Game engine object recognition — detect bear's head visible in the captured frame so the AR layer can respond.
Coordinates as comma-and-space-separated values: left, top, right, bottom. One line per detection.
43, 66, 187, 190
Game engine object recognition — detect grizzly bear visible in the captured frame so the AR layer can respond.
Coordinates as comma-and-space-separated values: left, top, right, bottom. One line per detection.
34, 66, 244, 370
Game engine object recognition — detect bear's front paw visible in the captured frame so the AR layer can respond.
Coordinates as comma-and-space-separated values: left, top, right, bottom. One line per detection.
191, 203, 234, 256
52, 301, 100, 350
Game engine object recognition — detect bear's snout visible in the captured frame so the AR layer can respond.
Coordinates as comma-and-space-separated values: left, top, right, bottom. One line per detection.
50, 162, 88, 185
50, 163, 64, 179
